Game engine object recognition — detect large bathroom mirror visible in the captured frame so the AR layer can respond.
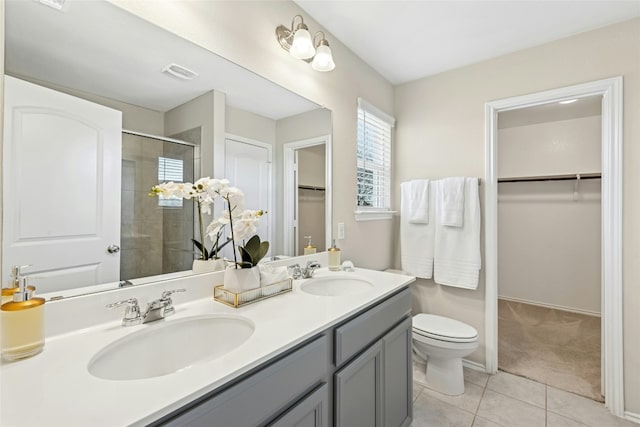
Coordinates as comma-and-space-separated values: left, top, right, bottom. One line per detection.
2, 0, 332, 300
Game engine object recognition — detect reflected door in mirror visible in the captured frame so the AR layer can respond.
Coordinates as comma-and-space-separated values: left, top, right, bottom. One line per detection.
224, 139, 272, 258
2, 76, 122, 294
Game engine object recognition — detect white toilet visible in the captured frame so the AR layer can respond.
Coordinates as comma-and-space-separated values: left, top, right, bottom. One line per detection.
412, 313, 479, 396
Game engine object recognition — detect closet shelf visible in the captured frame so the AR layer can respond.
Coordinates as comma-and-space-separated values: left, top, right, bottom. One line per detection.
298, 185, 326, 191
498, 173, 601, 183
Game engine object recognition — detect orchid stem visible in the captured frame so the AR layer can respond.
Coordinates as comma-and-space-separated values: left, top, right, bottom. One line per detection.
226, 197, 238, 268
197, 200, 206, 260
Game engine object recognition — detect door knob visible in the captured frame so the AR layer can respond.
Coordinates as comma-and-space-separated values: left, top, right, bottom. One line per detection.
107, 244, 121, 254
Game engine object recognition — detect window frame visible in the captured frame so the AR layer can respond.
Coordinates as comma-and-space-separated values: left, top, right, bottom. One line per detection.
355, 97, 396, 221
157, 156, 185, 208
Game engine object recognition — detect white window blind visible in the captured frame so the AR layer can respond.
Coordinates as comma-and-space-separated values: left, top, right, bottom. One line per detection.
356, 98, 395, 214
158, 156, 184, 207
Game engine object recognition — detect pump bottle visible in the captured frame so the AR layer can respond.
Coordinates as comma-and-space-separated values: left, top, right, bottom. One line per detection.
1, 275, 45, 361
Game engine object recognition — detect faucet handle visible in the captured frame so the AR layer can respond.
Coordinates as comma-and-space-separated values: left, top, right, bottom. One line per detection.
287, 264, 302, 279
306, 260, 321, 268
161, 288, 186, 300
161, 288, 186, 316
106, 298, 142, 327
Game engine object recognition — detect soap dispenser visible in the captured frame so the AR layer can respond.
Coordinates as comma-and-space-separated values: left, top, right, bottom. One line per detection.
303, 236, 317, 255
1, 265, 32, 304
328, 239, 341, 271
1, 275, 45, 361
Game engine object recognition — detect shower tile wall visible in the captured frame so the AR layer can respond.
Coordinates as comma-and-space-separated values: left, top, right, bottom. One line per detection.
121, 134, 163, 280
120, 133, 195, 281
163, 129, 198, 274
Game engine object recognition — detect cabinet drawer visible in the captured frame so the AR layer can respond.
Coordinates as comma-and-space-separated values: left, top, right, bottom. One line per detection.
334, 287, 411, 367
269, 383, 329, 427
159, 335, 329, 427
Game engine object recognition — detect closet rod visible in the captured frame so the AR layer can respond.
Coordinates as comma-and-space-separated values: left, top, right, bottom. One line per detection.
498, 173, 601, 183
298, 184, 326, 191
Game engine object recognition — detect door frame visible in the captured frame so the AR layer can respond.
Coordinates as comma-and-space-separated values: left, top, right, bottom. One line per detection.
224, 134, 275, 252
484, 77, 623, 415
283, 135, 332, 256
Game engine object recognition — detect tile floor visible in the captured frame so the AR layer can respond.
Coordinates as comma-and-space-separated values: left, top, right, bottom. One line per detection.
411, 362, 638, 427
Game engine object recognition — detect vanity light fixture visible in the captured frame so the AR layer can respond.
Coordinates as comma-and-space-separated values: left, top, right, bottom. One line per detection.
276, 15, 336, 72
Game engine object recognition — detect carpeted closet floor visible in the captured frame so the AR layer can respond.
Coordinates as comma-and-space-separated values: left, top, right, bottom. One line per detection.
498, 299, 603, 402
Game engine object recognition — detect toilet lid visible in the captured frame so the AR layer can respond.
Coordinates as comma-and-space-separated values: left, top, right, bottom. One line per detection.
413, 314, 478, 342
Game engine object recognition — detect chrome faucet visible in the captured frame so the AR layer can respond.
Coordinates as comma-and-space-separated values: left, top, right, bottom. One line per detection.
106, 289, 186, 326
288, 261, 321, 279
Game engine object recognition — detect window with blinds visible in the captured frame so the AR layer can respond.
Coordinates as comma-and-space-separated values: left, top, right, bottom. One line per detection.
158, 156, 184, 207
356, 98, 395, 214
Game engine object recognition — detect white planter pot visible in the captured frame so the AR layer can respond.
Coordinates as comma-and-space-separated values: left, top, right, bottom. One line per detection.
192, 258, 226, 274
224, 266, 260, 293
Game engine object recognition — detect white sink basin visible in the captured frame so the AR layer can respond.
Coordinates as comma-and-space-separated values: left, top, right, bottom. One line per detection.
300, 274, 374, 296
88, 315, 254, 381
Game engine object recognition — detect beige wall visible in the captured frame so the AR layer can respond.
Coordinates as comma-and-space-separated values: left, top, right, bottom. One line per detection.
5, 73, 164, 135
110, 0, 396, 271
498, 116, 602, 178
165, 91, 216, 178
498, 180, 601, 314
298, 145, 326, 188
394, 18, 640, 413
298, 145, 327, 254
498, 115, 602, 314
226, 106, 276, 145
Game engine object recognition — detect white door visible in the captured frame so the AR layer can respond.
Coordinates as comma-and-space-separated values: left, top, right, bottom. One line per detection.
3, 76, 122, 294
224, 138, 272, 256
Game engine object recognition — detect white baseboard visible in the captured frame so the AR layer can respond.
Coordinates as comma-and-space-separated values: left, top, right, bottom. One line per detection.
462, 359, 486, 373
624, 411, 640, 424
498, 295, 601, 317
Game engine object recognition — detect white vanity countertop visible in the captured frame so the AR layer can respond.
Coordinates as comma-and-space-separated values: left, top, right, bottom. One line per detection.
0, 267, 414, 427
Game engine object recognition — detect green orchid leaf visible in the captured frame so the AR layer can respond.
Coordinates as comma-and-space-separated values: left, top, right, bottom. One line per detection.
253, 241, 270, 265
191, 238, 208, 260
238, 246, 254, 267
244, 235, 261, 253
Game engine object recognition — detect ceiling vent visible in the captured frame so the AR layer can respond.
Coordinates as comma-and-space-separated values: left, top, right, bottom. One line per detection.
39, 0, 67, 11
161, 63, 199, 81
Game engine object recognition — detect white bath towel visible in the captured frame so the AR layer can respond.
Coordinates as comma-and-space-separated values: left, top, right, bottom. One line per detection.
434, 177, 481, 290
401, 181, 435, 278
438, 177, 466, 227
408, 179, 430, 224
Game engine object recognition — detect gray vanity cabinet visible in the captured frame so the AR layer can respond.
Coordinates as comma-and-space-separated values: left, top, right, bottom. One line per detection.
153, 286, 411, 427
269, 384, 329, 427
335, 341, 384, 426
156, 336, 329, 427
383, 316, 413, 427
334, 316, 413, 427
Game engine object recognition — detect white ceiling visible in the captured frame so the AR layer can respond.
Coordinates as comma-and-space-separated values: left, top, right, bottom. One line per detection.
498, 95, 602, 129
295, 1, 640, 85
5, 0, 319, 119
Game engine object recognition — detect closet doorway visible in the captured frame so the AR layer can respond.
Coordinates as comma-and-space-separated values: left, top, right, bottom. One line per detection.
496, 96, 603, 401
283, 135, 332, 257
485, 77, 624, 416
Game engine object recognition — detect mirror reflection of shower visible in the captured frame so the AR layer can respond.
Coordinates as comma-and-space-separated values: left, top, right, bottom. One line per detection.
120, 131, 197, 281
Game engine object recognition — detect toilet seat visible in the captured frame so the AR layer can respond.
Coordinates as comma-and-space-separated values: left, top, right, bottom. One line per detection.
413, 314, 478, 343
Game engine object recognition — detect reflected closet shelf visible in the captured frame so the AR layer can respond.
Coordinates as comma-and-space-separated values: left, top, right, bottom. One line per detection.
498, 173, 601, 183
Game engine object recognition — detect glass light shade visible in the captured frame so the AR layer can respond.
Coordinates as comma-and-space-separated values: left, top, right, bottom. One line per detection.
290, 28, 316, 59
311, 44, 335, 72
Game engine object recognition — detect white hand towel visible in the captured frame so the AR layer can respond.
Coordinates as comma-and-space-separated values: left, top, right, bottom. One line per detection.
401, 181, 435, 278
259, 265, 288, 286
408, 179, 430, 224
438, 177, 465, 227
434, 177, 481, 290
